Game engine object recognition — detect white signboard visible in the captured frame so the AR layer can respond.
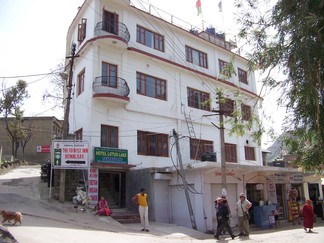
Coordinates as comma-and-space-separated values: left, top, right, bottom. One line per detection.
52, 140, 89, 169
88, 168, 99, 205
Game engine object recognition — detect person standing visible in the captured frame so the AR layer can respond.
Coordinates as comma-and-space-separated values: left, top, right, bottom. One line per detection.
214, 198, 237, 240
236, 193, 252, 236
302, 199, 314, 233
214, 197, 222, 232
132, 188, 149, 232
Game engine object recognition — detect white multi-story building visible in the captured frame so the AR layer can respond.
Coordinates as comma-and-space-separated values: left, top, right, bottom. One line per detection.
64, 0, 322, 231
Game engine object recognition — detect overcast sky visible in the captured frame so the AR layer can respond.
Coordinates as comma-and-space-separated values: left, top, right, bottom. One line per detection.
0, 0, 283, 146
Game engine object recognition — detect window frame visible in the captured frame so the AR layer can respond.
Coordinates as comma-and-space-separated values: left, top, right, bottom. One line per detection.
220, 98, 235, 117
101, 125, 118, 148
102, 62, 118, 88
136, 72, 167, 100
187, 87, 210, 111
238, 68, 248, 84
75, 128, 83, 140
219, 59, 231, 78
190, 138, 214, 160
241, 104, 252, 121
137, 130, 169, 157
225, 143, 237, 163
136, 25, 164, 52
77, 68, 85, 96
185, 46, 208, 68
78, 18, 87, 43
245, 146, 256, 161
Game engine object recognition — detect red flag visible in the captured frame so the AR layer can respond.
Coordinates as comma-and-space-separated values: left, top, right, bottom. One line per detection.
196, 0, 202, 15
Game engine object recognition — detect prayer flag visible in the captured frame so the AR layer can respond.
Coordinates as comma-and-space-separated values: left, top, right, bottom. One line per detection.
196, 0, 202, 15
218, 0, 222, 12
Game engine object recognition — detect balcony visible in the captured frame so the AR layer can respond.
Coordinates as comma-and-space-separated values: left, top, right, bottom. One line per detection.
94, 21, 130, 47
92, 76, 130, 103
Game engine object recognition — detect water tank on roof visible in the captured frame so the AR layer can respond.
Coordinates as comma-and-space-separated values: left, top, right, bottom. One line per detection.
205, 27, 216, 35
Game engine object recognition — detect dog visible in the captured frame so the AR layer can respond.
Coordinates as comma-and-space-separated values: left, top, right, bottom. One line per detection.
1, 210, 23, 225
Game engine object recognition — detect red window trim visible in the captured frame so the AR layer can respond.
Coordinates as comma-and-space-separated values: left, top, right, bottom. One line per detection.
136, 72, 167, 100
136, 25, 165, 52
225, 143, 237, 163
245, 146, 255, 160
190, 138, 214, 160
187, 87, 210, 111
137, 130, 169, 157
185, 45, 208, 68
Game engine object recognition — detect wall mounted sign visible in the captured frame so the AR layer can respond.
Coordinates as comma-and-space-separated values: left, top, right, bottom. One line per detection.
94, 147, 128, 164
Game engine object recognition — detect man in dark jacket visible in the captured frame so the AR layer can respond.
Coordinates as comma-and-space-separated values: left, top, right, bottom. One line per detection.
214, 198, 237, 240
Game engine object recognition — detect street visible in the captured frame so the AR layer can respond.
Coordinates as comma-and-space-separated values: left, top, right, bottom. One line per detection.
1, 165, 323, 243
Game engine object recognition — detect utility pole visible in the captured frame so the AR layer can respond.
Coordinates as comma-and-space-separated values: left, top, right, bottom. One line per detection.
204, 91, 227, 195
173, 129, 197, 230
59, 43, 78, 203
218, 92, 227, 194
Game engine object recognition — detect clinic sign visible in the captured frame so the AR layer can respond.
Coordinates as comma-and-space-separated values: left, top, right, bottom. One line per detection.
94, 147, 128, 164
52, 141, 89, 169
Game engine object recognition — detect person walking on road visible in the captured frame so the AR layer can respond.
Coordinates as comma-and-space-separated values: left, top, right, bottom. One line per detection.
214, 197, 222, 232
302, 199, 314, 233
132, 188, 149, 232
214, 198, 237, 240
236, 193, 252, 236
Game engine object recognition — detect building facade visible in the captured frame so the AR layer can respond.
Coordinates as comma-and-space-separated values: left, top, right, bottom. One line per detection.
0, 116, 62, 163
63, 0, 322, 231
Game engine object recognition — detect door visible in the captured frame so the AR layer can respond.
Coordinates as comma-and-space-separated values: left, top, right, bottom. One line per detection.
103, 10, 118, 35
99, 171, 125, 208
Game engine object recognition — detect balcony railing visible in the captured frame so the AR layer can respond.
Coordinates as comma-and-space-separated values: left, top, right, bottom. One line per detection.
94, 21, 130, 43
92, 76, 130, 100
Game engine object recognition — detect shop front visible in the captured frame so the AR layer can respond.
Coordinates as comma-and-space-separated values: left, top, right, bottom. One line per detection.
88, 147, 133, 207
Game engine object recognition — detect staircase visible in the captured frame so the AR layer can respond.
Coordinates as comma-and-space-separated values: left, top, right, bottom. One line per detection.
111, 208, 140, 224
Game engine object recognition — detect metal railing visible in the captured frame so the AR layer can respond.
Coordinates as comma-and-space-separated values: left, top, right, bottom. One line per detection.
92, 76, 130, 98
94, 21, 130, 43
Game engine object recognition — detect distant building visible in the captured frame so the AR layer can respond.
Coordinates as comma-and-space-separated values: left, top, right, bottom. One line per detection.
0, 116, 62, 163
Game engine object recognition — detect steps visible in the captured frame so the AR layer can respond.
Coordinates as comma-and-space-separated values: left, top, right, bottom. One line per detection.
111, 209, 140, 224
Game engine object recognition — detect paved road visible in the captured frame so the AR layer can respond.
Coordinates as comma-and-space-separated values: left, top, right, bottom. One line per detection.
1, 166, 324, 243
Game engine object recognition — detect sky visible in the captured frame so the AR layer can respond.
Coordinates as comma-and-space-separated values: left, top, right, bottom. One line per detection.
0, 0, 283, 147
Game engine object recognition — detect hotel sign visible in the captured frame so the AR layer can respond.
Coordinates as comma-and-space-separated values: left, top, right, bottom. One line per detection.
52, 141, 89, 169
94, 147, 128, 164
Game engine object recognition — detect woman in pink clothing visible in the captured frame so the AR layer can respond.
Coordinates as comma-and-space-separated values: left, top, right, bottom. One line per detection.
96, 196, 112, 216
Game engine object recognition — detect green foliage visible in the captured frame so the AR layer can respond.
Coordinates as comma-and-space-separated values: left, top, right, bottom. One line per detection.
235, 0, 324, 171
0, 80, 29, 158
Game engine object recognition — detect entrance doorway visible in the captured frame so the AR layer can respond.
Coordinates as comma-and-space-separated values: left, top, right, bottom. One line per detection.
99, 171, 125, 208
275, 184, 285, 219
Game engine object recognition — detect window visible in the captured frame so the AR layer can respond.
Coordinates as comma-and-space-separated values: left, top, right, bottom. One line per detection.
137, 130, 168, 157
238, 68, 248, 84
136, 25, 164, 52
102, 62, 117, 88
75, 128, 83, 140
78, 18, 87, 43
101, 125, 118, 148
225, 143, 237, 162
77, 69, 85, 96
245, 146, 255, 160
219, 59, 231, 78
103, 10, 118, 34
136, 72, 166, 100
241, 104, 251, 121
220, 98, 235, 117
187, 87, 210, 111
190, 138, 213, 160
185, 46, 208, 68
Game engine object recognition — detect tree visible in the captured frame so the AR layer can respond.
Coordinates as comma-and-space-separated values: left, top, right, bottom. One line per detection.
235, 0, 324, 171
0, 80, 29, 158
42, 62, 65, 112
